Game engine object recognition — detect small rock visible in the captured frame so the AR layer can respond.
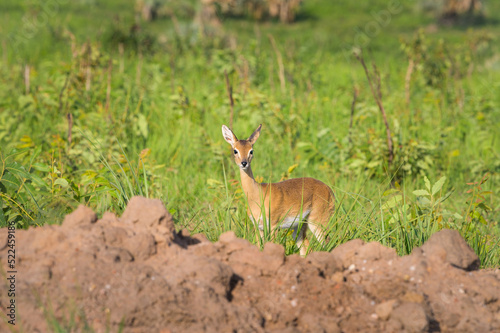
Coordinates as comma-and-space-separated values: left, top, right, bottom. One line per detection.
392, 302, 429, 333
375, 299, 397, 321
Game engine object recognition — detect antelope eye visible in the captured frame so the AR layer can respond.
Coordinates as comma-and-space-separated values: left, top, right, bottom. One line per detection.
249, 150, 253, 155
233, 150, 238, 155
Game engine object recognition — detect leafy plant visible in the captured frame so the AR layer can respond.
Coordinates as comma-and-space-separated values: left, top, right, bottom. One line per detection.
464, 173, 492, 225
0, 147, 73, 228
380, 175, 459, 254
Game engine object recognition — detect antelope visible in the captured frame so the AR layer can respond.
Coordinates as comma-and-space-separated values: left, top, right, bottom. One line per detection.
222, 124, 335, 256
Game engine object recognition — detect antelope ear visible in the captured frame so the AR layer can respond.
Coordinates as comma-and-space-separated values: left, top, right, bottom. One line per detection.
247, 124, 262, 145
222, 125, 238, 146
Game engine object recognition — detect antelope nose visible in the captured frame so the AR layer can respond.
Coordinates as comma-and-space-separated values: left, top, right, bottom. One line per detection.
241, 161, 248, 167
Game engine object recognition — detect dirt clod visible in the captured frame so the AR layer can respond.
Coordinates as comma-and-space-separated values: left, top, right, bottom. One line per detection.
62, 204, 97, 227
421, 228, 480, 271
1, 197, 499, 332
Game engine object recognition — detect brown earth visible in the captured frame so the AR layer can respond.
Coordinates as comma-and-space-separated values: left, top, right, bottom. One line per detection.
1, 196, 499, 332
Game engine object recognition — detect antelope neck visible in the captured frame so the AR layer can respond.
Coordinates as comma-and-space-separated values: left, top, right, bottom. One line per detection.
239, 165, 261, 201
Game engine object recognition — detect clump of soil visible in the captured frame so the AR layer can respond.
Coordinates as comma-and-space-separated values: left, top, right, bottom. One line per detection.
1, 197, 499, 332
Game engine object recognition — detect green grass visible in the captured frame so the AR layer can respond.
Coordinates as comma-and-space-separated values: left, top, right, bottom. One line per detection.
0, 0, 498, 267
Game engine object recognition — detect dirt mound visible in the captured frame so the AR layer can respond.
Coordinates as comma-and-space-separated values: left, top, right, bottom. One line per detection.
1, 197, 499, 332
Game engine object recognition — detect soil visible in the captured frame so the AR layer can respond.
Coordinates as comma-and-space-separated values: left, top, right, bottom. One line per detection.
1, 196, 499, 332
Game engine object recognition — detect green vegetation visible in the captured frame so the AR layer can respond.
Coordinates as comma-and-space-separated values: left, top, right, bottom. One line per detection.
0, 0, 498, 267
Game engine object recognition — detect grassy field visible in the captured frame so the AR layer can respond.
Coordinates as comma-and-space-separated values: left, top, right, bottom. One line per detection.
1, 0, 499, 267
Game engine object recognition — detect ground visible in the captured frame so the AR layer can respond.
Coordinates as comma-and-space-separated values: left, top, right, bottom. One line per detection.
1, 197, 498, 332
